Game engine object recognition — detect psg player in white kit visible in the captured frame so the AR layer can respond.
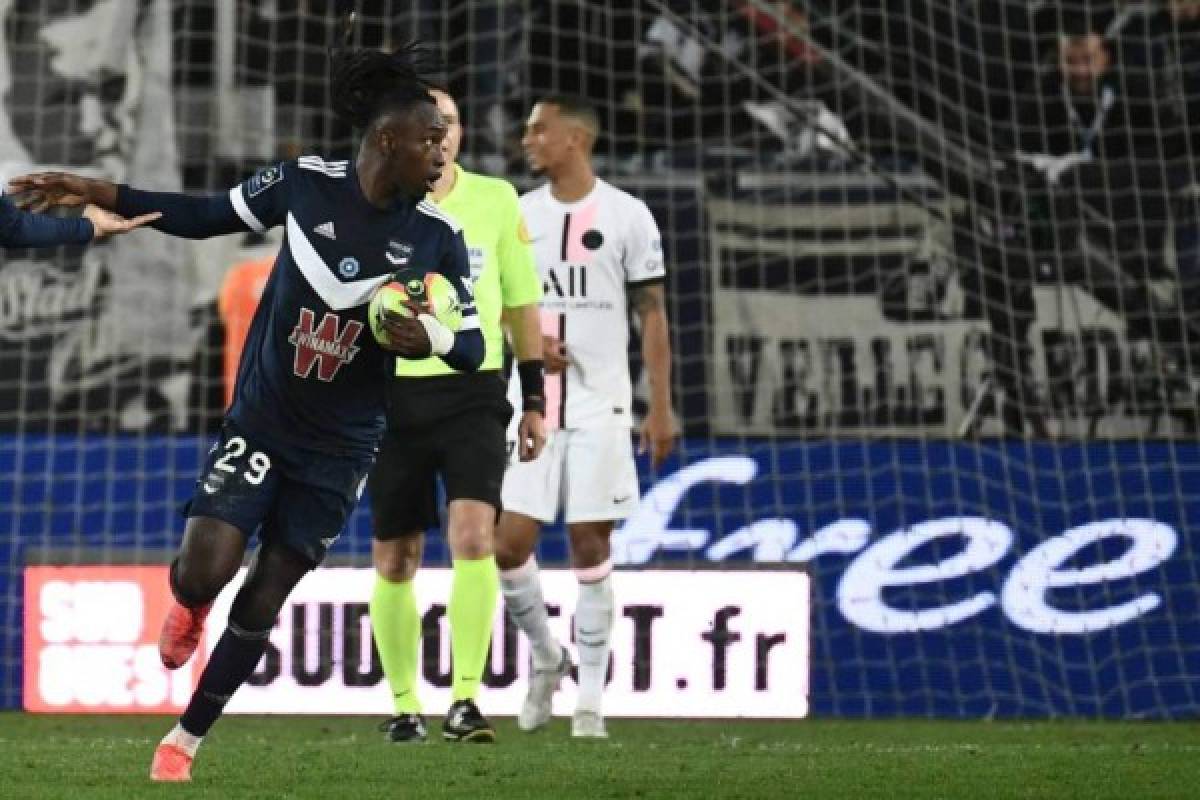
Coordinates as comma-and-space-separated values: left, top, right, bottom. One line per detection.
494, 95, 677, 738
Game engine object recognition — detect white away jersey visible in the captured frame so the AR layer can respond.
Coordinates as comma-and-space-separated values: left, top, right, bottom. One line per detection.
518, 179, 665, 429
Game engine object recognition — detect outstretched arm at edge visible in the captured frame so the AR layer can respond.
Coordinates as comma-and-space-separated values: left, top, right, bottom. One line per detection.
9, 173, 247, 240
114, 185, 245, 240
0, 194, 93, 247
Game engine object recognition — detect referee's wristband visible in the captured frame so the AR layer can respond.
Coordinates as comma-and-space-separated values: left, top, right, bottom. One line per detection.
518, 359, 545, 414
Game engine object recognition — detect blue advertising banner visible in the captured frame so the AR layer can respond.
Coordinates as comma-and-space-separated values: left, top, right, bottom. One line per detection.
3, 435, 1198, 717
612, 439, 1200, 717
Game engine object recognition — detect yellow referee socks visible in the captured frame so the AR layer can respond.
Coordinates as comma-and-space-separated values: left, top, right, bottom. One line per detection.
369, 575, 422, 714
449, 556, 499, 702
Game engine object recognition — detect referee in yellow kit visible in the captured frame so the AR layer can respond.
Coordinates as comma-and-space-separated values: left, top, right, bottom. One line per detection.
367, 88, 546, 744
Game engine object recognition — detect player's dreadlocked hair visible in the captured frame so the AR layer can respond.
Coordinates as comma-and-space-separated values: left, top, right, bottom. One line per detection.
329, 41, 442, 131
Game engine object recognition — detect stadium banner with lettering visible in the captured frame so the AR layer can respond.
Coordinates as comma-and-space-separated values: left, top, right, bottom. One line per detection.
708, 176, 1194, 437
0, 0, 198, 433
6, 436, 1200, 717
614, 438, 1200, 717
21, 566, 809, 718
23, 566, 207, 713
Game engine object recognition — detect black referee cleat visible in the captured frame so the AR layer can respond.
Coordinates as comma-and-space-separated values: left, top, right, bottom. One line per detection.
442, 699, 496, 743
378, 713, 427, 743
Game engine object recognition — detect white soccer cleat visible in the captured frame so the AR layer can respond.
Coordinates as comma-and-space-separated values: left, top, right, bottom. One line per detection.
571, 710, 608, 739
518, 645, 571, 732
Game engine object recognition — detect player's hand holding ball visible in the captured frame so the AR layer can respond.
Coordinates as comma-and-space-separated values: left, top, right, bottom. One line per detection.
375, 304, 432, 358
369, 268, 463, 359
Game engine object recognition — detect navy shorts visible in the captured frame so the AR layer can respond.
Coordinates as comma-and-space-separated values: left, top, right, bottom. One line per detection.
186, 420, 374, 565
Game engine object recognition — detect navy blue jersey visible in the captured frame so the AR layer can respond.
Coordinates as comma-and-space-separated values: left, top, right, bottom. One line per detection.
0, 193, 92, 247
226, 156, 478, 458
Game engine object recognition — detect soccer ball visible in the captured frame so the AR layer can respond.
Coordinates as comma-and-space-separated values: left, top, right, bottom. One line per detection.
368, 268, 463, 347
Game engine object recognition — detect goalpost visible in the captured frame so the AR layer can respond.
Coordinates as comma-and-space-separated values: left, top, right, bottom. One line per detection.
2, 0, 1198, 718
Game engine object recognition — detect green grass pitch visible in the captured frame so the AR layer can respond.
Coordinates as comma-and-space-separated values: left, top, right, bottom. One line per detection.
0, 714, 1197, 799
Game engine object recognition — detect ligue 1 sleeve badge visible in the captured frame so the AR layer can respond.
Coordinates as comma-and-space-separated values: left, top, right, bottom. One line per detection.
248, 164, 282, 197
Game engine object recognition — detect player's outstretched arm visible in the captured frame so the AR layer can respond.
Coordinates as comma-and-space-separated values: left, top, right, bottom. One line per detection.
9, 172, 115, 212
631, 281, 678, 469
82, 205, 162, 241
0, 192, 157, 248
10, 171, 246, 240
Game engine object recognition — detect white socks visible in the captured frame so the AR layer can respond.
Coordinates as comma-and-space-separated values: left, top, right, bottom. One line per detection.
573, 560, 613, 714
500, 556, 562, 668
501, 555, 616, 714
161, 723, 202, 757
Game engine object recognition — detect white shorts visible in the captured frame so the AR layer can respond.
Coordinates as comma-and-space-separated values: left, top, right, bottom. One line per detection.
501, 426, 640, 524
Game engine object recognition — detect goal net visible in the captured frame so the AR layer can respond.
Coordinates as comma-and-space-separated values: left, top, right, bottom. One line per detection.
3, 0, 1199, 718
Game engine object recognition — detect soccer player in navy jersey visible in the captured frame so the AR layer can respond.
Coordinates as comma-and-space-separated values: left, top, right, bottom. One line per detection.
13, 43, 484, 783
0, 193, 159, 246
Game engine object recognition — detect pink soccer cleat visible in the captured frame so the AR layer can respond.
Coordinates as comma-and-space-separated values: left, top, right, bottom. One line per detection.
158, 600, 212, 669
150, 743, 193, 782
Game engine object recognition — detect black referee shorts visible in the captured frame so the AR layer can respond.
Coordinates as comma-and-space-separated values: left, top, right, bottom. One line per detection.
368, 370, 512, 539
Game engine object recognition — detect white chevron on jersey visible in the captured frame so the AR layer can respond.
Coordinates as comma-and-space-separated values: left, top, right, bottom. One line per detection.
285, 212, 389, 310
416, 200, 462, 234
229, 186, 265, 233
297, 155, 348, 177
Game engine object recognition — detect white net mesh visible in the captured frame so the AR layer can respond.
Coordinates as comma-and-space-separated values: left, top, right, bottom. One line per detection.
2, 1, 1199, 717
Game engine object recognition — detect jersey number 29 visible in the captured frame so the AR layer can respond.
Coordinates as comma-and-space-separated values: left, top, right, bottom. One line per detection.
214, 436, 272, 485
